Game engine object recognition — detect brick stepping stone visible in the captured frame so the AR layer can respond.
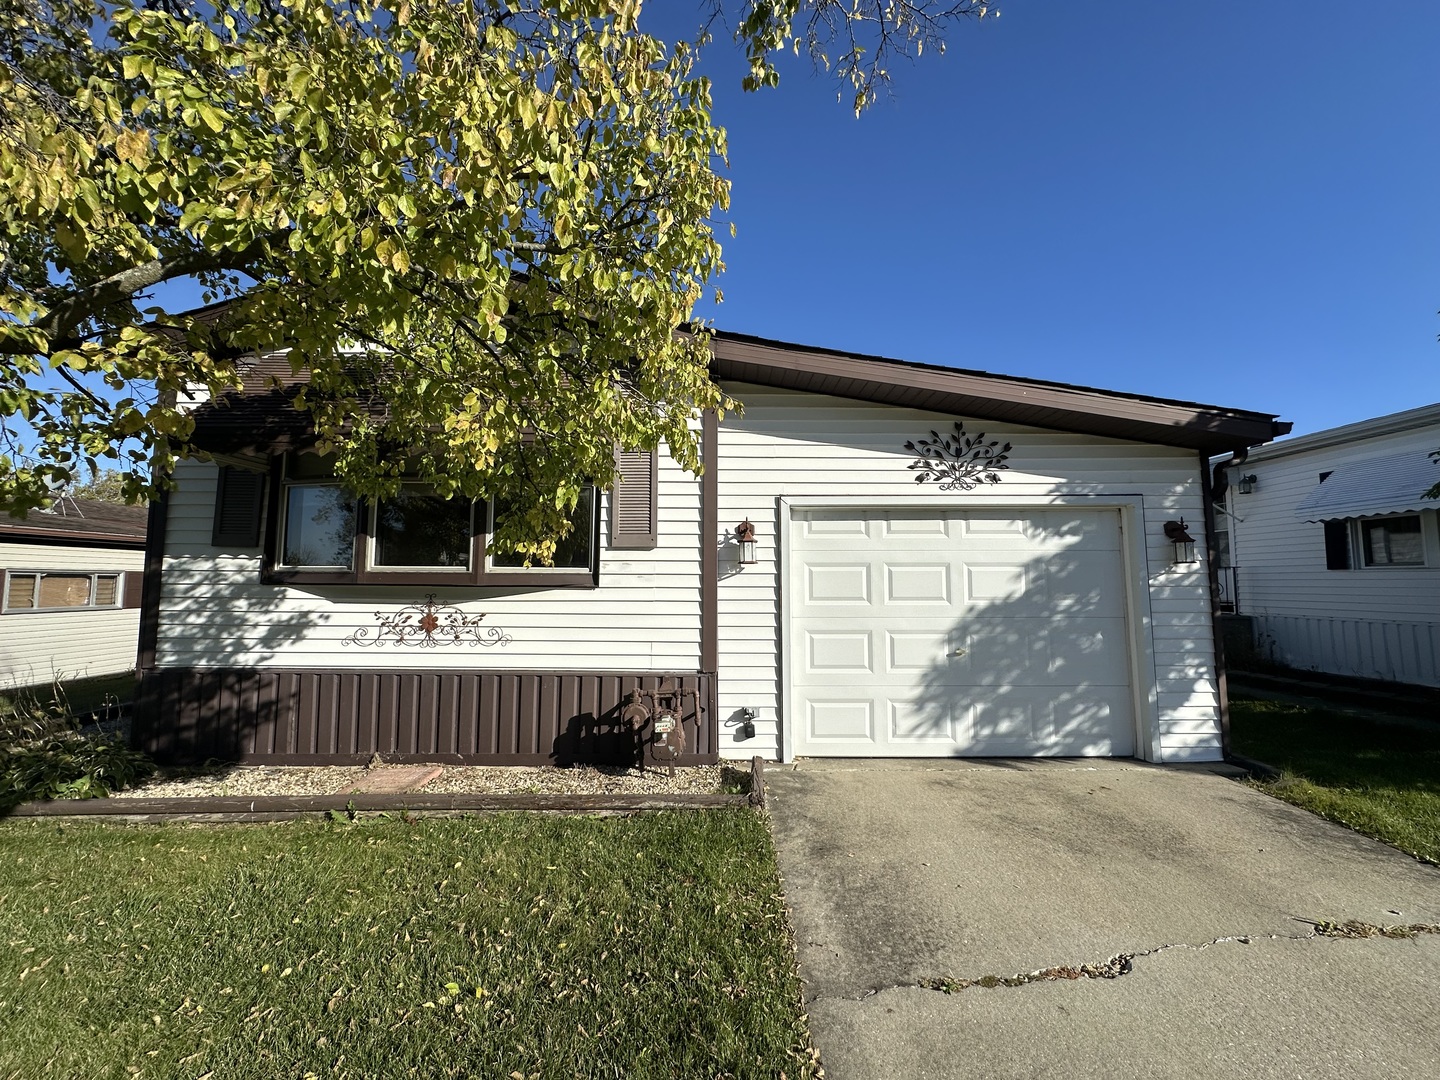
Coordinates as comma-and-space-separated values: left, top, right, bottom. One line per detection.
348, 765, 444, 794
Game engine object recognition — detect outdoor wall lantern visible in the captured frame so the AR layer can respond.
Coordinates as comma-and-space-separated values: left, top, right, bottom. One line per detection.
1237, 474, 1258, 495
735, 518, 758, 565
739, 706, 758, 741
1163, 519, 1198, 565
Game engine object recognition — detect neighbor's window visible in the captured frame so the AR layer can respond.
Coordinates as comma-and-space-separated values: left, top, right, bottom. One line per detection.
1360, 515, 1424, 567
488, 488, 597, 572
371, 485, 474, 571
3, 571, 123, 613
279, 455, 357, 569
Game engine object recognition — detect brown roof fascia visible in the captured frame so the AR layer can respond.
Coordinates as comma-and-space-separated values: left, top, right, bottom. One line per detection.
708, 331, 1291, 452
0, 526, 147, 548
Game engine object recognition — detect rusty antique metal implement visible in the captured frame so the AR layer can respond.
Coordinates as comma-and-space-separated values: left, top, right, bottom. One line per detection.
620, 679, 695, 775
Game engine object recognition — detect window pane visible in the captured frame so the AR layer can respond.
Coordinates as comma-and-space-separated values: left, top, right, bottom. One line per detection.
1362, 516, 1424, 567
6, 574, 36, 610
288, 452, 339, 481
283, 485, 356, 567
38, 574, 92, 608
373, 490, 473, 568
491, 488, 595, 570
94, 575, 119, 606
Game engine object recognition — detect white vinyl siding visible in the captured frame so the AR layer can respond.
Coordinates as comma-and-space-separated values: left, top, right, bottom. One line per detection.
0, 541, 144, 689
154, 448, 703, 672
1224, 416, 1440, 684
715, 386, 1220, 764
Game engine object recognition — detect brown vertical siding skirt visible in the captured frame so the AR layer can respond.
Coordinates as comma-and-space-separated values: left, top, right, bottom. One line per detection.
132, 669, 720, 767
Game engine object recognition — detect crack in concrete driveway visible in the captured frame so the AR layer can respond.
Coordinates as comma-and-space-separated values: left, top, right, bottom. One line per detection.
840, 919, 1440, 1003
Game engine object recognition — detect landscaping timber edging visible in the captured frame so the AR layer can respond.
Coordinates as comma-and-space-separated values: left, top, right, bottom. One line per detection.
2, 757, 770, 823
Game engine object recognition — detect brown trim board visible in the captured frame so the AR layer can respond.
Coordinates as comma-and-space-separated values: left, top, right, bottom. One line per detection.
701, 409, 718, 676
1198, 450, 1231, 757
135, 487, 169, 676
0, 529, 147, 549
709, 332, 1290, 453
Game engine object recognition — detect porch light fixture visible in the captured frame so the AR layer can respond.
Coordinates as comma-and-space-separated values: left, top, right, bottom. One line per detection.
1237, 474, 1258, 495
738, 706, 758, 741
735, 518, 758, 565
1163, 519, 1198, 565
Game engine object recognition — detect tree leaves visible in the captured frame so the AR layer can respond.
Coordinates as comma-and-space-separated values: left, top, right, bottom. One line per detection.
0, 0, 734, 558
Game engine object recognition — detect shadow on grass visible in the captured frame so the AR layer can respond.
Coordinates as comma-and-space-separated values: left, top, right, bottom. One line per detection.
1231, 698, 1440, 794
1230, 697, 1440, 864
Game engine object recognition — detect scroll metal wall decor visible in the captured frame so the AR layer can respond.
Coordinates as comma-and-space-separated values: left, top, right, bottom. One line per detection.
343, 594, 513, 649
905, 423, 1013, 491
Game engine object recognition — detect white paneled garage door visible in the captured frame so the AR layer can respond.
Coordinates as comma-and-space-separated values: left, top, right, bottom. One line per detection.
789, 508, 1136, 758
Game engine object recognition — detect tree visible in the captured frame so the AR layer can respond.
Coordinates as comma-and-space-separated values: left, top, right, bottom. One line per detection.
70, 468, 139, 505
0, 0, 993, 558
718, 0, 995, 114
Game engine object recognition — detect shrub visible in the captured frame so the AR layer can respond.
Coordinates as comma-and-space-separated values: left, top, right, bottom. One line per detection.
0, 681, 153, 807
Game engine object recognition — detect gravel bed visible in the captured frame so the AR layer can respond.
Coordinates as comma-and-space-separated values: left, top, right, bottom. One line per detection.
422, 764, 742, 796
111, 765, 366, 799
113, 762, 748, 800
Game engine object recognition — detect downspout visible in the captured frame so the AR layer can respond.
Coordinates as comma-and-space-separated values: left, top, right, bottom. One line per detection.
1200, 449, 1246, 759
1210, 448, 1247, 505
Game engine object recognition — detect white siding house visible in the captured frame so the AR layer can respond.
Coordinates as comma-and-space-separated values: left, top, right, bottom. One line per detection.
134, 331, 1288, 766
0, 499, 148, 690
1221, 403, 1440, 686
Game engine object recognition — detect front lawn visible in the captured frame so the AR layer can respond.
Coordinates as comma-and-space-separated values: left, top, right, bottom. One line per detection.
1230, 697, 1440, 865
0, 810, 819, 1080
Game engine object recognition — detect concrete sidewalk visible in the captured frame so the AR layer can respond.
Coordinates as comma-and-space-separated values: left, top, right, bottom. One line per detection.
767, 759, 1440, 1080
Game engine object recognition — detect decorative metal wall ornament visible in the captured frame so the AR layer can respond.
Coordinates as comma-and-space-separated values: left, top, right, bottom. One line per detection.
342, 594, 513, 649
904, 423, 1013, 491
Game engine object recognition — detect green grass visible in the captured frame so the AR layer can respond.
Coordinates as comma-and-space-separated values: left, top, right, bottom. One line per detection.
0, 811, 819, 1080
1230, 697, 1440, 865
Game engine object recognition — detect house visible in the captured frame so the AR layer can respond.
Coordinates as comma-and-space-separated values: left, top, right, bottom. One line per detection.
1217, 402, 1440, 687
131, 332, 1289, 766
0, 498, 148, 690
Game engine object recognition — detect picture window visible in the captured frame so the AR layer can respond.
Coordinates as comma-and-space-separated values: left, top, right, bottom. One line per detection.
262, 454, 599, 587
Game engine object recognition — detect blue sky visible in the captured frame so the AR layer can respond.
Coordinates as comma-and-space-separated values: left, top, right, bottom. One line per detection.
642, 1, 1440, 438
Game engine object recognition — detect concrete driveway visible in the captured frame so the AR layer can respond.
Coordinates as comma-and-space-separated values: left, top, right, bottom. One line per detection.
766, 759, 1440, 1080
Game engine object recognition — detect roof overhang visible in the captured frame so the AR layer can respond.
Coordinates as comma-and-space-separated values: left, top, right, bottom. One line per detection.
709, 332, 1289, 453
190, 328, 1291, 457
1294, 450, 1440, 522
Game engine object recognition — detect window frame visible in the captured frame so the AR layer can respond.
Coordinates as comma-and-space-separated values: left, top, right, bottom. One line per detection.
1354, 513, 1428, 570
260, 455, 600, 588
2, 570, 126, 614
365, 483, 478, 578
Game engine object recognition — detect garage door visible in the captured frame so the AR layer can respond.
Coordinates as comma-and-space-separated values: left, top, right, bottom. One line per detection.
790, 508, 1136, 757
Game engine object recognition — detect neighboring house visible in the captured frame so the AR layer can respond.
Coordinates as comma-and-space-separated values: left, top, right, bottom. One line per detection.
0, 498, 148, 690
1219, 402, 1440, 687
131, 332, 1288, 766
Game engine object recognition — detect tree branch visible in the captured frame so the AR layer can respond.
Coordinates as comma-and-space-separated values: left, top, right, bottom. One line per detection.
37, 231, 287, 346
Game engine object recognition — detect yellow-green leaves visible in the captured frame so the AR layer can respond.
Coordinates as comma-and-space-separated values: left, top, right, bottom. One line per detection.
1, 0, 734, 538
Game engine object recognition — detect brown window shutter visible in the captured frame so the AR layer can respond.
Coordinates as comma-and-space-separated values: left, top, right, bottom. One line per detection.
1323, 520, 1351, 570
123, 570, 143, 608
610, 447, 658, 550
212, 465, 266, 547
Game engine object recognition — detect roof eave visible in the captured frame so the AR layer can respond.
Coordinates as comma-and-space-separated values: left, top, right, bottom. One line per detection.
708, 333, 1289, 453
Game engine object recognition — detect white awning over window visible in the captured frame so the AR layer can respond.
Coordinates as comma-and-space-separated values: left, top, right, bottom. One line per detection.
1293, 450, 1440, 522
